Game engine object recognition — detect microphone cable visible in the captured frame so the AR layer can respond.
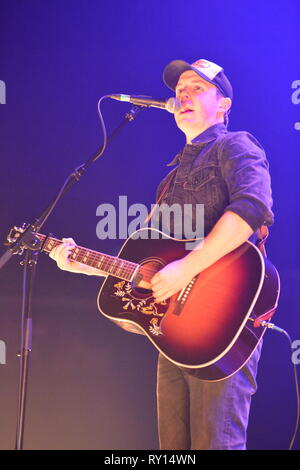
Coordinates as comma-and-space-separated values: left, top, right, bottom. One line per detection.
257, 320, 300, 450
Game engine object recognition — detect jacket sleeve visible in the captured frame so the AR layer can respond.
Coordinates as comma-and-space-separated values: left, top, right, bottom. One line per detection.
219, 131, 274, 231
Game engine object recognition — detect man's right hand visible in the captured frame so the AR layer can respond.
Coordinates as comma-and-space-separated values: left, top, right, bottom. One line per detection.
49, 237, 105, 277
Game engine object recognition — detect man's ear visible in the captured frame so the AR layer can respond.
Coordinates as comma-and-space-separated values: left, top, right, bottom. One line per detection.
219, 97, 232, 113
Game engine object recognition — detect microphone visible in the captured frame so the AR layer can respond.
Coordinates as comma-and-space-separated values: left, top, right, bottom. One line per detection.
109, 94, 180, 114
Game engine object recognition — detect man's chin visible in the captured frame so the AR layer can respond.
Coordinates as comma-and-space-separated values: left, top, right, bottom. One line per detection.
176, 120, 200, 133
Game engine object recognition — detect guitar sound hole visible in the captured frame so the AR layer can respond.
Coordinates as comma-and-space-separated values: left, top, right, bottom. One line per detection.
131, 258, 165, 298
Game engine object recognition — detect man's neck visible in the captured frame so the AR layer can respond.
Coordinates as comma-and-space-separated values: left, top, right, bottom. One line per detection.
184, 118, 224, 144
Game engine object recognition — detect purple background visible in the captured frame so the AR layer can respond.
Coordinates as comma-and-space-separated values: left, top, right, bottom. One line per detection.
0, 0, 299, 450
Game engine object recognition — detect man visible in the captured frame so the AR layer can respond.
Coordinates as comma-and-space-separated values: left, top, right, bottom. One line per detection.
50, 58, 274, 449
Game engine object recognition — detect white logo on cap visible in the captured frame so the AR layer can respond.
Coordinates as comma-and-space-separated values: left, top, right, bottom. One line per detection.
192, 59, 223, 80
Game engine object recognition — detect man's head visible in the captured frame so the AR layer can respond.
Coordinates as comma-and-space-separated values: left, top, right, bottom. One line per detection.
163, 59, 233, 142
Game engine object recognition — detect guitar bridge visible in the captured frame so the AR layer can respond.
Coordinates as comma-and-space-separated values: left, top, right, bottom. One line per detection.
173, 277, 196, 316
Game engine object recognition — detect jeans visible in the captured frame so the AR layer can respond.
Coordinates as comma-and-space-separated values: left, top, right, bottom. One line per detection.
156, 342, 262, 450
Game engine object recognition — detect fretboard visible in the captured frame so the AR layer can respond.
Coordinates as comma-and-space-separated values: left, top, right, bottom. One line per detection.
37, 234, 138, 281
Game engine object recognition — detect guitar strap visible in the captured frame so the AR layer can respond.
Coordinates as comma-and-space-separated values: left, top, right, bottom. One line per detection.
256, 224, 269, 257
143, 167, 178, 225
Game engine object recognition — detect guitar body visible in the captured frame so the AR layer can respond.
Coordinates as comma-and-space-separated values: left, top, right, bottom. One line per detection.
97, 228, 280, 381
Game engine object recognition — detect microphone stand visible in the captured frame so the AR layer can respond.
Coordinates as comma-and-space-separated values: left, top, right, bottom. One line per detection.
0, 104, 145, 450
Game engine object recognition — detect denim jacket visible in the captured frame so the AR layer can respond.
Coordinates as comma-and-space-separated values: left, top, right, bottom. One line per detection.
155, 123, 274, 239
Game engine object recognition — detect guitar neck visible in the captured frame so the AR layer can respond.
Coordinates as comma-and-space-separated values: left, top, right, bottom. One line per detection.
37, 234, 138, 281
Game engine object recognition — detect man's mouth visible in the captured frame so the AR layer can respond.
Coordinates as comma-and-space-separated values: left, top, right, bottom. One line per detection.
179, 108, 193, 114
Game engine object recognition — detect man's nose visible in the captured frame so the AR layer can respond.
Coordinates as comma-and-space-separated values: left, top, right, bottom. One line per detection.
177, 93, 192, 111
178, 88, 190, 100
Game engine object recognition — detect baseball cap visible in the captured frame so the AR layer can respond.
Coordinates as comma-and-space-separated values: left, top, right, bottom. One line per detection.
163, 59, 233, 100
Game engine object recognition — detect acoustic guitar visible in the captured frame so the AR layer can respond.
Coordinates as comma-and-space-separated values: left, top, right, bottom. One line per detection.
30, 227, 280, 381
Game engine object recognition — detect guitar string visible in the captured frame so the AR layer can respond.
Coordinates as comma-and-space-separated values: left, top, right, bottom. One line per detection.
40, 235, 162, 279
50, 242, 156, 279
73, 249, 160, 276
42, 237, 137, 273
73, 250, 159, 280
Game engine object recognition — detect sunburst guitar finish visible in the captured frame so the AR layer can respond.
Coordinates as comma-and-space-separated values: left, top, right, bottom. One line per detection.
34, 227, 280, 381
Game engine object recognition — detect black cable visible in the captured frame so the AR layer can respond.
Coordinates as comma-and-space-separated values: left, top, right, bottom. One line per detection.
259, 321, 299, 450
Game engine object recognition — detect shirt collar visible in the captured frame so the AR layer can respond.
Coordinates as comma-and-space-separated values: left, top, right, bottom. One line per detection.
167, 123, 228, 166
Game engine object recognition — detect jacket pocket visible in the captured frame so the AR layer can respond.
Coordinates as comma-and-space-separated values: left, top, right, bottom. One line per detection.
183, 164, 220, 190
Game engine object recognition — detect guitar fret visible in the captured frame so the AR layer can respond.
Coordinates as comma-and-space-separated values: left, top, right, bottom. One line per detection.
116, 260, 128, 278
108, 257, 115, 274
100, 255, 111, 273
115, 260, 123, 277
96, 255, 104, 270
76, 250, 84, 264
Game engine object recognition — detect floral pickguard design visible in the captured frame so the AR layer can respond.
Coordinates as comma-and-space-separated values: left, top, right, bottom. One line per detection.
113, 280, 166, 316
